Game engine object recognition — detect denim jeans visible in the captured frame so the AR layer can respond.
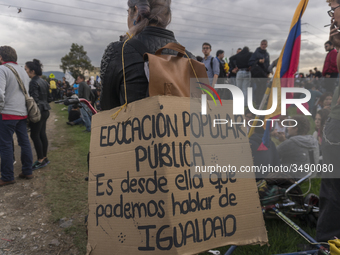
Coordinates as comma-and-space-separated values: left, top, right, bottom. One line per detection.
236, 70, 251, 106
73, 118, 84, 125
0, 115, 33, 181
29, 110, 50, 160
80, 103, 92, 131
229, 76, 236, 86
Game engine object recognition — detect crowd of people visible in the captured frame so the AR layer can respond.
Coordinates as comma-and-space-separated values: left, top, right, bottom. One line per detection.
45, 75, 102, 132
0, 0, 340, 249
99, 0, 340, 244
195, 38, 338, 186
48, 75, 101, 102
196, 39, 339, 108
0, 46, 102, 187
62, 75, 100, 132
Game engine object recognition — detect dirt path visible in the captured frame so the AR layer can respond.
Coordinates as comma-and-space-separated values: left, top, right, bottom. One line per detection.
0, 110, 79, 255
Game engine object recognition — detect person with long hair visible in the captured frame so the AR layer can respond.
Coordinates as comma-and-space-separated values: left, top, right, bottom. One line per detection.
25, 59, 51, 170
317, 92, 333, 111
313, 108, 331, 146
100, 0, 195, 110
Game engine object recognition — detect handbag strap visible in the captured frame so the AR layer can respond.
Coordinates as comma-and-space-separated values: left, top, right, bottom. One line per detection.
4, 64, 29, 98
155, 42, 186, 57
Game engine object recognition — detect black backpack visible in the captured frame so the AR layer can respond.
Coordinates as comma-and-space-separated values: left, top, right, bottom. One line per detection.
89, 90, 96, 105
210, 57, 226, 78
250, 64, 268, 78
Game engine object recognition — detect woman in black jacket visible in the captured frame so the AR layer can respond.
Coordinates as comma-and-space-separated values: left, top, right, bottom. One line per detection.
25, 59, 51, 170
100, 0, 194, 110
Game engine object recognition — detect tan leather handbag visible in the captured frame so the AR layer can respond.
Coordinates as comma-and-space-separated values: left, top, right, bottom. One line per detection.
111, 40, 208, 120
144, 42, 208, 97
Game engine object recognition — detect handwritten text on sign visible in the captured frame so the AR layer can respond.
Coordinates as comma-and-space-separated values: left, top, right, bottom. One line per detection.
88, 97, 267, 255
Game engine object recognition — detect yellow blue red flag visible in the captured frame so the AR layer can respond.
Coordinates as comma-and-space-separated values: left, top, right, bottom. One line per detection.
266, 0, 309, 119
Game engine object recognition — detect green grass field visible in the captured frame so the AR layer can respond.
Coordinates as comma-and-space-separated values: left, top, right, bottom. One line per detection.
44, 104, 321, 255
44, 103, 90, 254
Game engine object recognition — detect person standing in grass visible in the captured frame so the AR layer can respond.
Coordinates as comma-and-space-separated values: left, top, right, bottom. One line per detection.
25, 59, 51, 170
0, 46, 34, 186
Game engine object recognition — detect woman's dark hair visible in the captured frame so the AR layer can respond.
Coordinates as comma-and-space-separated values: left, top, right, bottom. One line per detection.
316, 108, 330, 133
319, 92, 333, 106
196, 56, 203, 62
0, 46, 17, 62
216, 50, 224, 57
243, 46, 249, 52
127, 0, 171, 36
291, 115, 310, 135
25, 59, 43, 76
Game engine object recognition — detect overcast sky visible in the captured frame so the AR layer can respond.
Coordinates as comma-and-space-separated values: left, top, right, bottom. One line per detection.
0, 0, 332, 74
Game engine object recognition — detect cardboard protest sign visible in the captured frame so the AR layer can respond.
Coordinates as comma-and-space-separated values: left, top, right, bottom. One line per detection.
87, 96, 268, 255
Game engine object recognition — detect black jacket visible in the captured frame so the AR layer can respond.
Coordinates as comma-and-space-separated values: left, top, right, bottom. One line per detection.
228, 54, 237, 78
78, 81, 93, 102
29, 76, 51, 112
248, 47, 270, 74
68, 109, 81, 122
234, 49, 253, 69
100, 26, 195, 111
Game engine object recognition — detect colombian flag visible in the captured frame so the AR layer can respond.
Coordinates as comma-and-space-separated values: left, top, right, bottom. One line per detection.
266, 0, 309, 119
257, 0, 309, 151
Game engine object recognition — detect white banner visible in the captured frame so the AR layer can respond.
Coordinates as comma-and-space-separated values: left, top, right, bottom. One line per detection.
65, 72, 75, 85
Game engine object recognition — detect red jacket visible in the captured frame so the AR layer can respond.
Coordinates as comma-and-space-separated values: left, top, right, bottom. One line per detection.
322, 48, 338, 76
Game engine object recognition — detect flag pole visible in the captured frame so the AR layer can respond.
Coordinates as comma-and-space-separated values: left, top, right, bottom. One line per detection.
248, 0, 309, 138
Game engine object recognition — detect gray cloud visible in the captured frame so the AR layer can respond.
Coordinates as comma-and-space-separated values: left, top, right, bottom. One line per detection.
269, 40, 286, 51
301, 41, 320, 51
299, 52, 326, 72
